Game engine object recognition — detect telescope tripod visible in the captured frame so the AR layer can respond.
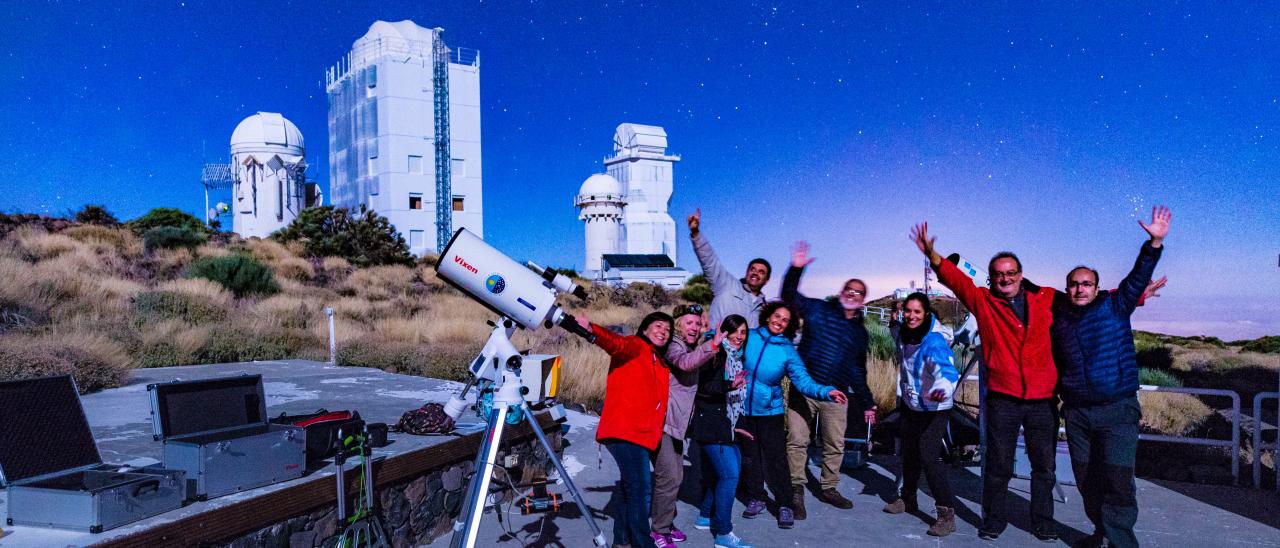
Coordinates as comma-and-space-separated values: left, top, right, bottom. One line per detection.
448, 329, 606, 548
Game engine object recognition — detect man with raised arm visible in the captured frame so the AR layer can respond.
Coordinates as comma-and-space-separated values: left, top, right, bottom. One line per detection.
1051, 206, 1170, 548
688, 208, 770, 328
910, 223, 1061, 542
780, 241, 875, 516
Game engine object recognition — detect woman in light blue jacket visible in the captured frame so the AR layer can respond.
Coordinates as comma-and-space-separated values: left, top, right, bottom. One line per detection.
736, 301, 846, 529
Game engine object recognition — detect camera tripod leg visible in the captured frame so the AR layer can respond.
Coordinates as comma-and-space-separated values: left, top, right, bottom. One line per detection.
450, 403, 510, 548
520, 401, 607, 546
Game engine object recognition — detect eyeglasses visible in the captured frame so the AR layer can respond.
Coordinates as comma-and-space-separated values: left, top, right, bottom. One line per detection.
991, 270, 1022, 280
1066, 281, 1096, 289
842, 289, 866, 297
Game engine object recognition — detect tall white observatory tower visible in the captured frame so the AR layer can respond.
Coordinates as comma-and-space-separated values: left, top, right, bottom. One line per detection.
605, 123, 680, 261
325, 20, 483, 256
229, 112, 308, 238
575, 174, 625, 273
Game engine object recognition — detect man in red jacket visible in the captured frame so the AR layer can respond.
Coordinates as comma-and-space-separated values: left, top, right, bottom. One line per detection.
911, 222, 1060, 542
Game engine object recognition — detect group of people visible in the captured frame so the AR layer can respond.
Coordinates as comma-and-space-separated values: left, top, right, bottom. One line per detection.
576, 205, 1171, 548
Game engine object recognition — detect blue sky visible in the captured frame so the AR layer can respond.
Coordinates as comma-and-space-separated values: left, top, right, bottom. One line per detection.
1, 1, 1276, 338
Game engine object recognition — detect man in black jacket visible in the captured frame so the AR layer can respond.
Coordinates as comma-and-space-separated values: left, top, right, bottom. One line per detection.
781, 241, 876, 516
1051, 206, 1170, 548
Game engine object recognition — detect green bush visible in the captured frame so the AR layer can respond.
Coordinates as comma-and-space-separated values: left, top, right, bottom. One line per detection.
1139, 368, 1182, 387
143, 226, 206, 252
865, 321, 896, 362
272, 206, 413, 267
126, 207, 208, 235
73, 204, 120, 226
187, 254, 279, 297
1241, 336, 1280, 354
132, 290, 227, 325
680, 274, 713, 305
1135, 346, 1174, 371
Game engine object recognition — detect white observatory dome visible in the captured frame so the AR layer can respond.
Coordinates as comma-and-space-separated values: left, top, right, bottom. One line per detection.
359, 20, 436, 46
578, 173, 622, 198
230, 112, 304, 156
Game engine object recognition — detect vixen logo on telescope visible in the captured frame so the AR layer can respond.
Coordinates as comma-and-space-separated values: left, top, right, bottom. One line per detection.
486, 274, 506, 294
454, 255, 479, 274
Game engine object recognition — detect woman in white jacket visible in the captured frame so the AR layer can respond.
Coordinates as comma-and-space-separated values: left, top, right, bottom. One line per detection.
883, 292, 960, 537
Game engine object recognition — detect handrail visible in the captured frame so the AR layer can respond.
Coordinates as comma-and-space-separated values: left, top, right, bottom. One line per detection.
1137, 385, 1241, 485
1251, 391, 1279, 489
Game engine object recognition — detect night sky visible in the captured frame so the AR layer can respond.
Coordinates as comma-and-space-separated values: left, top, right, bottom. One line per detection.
1, 1, 1276, 338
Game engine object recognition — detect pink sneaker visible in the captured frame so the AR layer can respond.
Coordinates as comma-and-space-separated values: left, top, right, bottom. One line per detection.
650, 531, 675, 547
669, 526, 688, 542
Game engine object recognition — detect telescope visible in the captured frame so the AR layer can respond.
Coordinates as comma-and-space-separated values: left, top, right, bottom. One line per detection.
433, 228, 607, 548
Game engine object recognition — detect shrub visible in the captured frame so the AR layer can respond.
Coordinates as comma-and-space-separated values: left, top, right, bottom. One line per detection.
126, 207, 208, 235
272, 206, 413, 267
865, 321, 896, 362
187, 254, 279, 297
1241, 336, 1280, 354
0, 331, 129, 393
1136, 345, 1174, 371
336, 335, 473, 381
1138, 391, 1213, 437
607, 282, 675, 309
680, 280, 713, 305
132, 279, 232, 325
73, 204, 120, 226
63, 225, 141, 257
143, 226, 206, 252
1139, 368, 1182, 387
195, 324, 318, 363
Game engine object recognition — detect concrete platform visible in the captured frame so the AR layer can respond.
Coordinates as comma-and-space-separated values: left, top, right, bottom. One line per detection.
439, 412, 1280, 547
0, 359, 484, 547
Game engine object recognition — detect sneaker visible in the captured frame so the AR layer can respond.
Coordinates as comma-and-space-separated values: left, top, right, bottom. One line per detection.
694, 516, 712, 530
741, 499, 766, 519
978, 529, 1001, 541
1033, 526, 1059, 542
650, 532, 674, 548
818, 488, 853, 509
777, 507, 795, 529
714, 532, 755, 548
669, 526, 687, 542
882, 498, 917, 514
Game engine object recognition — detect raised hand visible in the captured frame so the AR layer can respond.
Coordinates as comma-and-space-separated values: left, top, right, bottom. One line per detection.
910, 222, 941, 266
1142, 276, 1168, 301
791, 240, 816, 268
1138, 205, 1172, 246
712, 329, 726, 347
829, 390, 849, 404
687, 208, 702, 236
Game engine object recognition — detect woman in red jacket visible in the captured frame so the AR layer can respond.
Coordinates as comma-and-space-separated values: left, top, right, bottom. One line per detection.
577, 311, 674, 548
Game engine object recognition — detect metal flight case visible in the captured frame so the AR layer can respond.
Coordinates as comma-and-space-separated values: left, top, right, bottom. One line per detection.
0, 376, 187, 533
147, 374, 305, 500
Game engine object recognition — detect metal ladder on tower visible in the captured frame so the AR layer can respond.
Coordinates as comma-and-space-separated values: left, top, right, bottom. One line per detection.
432, 28, 453, 252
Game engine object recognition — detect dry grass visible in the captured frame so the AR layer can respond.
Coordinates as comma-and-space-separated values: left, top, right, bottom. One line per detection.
0, 329, 130, 392
1138, 391, 1214, 437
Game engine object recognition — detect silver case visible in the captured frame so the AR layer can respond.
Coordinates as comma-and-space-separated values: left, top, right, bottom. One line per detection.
6, 465, 187, 533
163, 424, 305, 500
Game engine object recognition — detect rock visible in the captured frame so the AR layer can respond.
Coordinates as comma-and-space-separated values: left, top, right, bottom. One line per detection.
289, 531, 317, 548
442, 464, 464, 491
405, 476, 428, 506
315, 509, 339, 541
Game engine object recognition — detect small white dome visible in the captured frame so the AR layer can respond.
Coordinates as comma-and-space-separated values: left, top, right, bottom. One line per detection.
578, 173, 622, 198
358, 20, 436, 46
230, 112, 304, 155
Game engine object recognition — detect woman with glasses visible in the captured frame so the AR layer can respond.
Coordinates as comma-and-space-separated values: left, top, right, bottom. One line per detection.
736, 301, 847, 529
883, 292, 960, 537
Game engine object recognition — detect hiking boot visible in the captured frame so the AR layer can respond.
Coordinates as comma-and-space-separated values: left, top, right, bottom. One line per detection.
927, 506, 956, 537
741, 499, 766, 519
694, 516, 712, 530
713, 532, 755, 548
791, 490, 807, 520
777, 507, 795, 529
650, 532, 674, 548
669, 526, 687, 542
818, 488, 853, 509
882, 497, 917, 514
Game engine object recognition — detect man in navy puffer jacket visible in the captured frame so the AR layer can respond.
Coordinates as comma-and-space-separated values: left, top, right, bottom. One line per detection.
1050, 205, 1170, 548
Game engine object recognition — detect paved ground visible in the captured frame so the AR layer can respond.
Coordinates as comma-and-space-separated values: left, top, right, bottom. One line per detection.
434, 411, 1280, 548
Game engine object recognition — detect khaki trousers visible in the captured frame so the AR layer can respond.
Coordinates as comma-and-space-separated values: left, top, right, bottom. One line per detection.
786, 389, 848, 490
650, 433, 684, 534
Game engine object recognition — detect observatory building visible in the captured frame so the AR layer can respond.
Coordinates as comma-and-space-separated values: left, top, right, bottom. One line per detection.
325, 20, 483, 256
576, 123, 689, 289
225, 112, 317, 238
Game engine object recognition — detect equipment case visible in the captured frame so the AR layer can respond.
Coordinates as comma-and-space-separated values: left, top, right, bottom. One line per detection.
148, 374, 305, 500
269, 409, 365, 465
0, 376, 187, 533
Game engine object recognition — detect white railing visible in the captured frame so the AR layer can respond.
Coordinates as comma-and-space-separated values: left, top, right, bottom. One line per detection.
1251, 391, 1279, 489
1138, 385, 1241, 485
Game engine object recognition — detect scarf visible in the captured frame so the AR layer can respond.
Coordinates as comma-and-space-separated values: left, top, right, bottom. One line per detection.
721, 340, 747, 432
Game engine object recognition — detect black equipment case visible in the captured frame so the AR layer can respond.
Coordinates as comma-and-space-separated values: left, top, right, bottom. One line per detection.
148, 374, 305, 500
269, 409, 364, 465
0, 376, 187, 533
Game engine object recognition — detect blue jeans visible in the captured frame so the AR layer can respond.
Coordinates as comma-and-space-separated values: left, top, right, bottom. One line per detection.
1064, 397, 1140, 548
698, 442, 741, 536
605, 440, 656, 548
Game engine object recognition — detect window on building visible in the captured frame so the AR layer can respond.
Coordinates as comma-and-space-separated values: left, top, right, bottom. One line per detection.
410, 230, 425, 249
408, 155, 424, 174
451, 158, 465, 178
452, 197, 465, 211
409, 193, 423, 210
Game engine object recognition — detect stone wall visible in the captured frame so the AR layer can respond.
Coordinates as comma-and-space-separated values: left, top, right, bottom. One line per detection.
222, 428, 562, 548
